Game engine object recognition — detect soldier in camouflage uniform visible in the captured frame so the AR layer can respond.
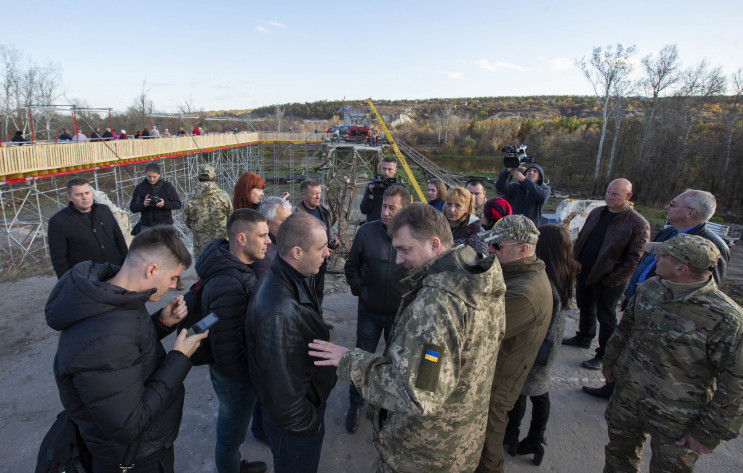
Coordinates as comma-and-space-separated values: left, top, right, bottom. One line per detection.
185, 165, 233, 260
309, 203, 506, 473
603, 234, 743, 473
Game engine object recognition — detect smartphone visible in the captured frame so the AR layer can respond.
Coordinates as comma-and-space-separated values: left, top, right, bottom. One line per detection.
190, 312, 219, 335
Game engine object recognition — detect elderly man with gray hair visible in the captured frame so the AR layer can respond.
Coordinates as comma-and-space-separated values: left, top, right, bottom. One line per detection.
252, 196, 293, 280
583, 188, 731, 399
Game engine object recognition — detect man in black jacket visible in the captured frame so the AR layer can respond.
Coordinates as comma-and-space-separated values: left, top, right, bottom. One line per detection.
583, 188, 731, 399
45, 226, 207, 473
495, 163, 551, 225
245, 213, 336, 473
198, 209, 270, 473
129, 162, 182, 230
343, 185, 410, 433
48, 178, 128, 279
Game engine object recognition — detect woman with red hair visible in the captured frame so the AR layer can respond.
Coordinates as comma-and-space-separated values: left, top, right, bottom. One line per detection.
233, 172, 265, 210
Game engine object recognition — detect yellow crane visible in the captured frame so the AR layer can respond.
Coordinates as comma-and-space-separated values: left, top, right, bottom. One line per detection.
364, 98, 426, 202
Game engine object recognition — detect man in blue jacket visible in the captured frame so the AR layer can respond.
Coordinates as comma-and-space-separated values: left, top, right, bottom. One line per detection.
495, 163, 551, 226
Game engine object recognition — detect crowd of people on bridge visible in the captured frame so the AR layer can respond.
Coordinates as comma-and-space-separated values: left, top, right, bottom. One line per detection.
40, 155, 743, 473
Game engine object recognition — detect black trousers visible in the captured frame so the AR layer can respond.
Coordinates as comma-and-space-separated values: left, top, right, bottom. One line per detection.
506, 393, 550, 441
575, 273, 627, 359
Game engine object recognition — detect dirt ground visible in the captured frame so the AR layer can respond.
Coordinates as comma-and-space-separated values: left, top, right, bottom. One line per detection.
2, 251, 743, 472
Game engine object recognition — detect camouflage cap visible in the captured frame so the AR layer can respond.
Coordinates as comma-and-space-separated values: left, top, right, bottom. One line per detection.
644, 234, 720, 270
198, 165, 216, 181
477, 214, 539, 244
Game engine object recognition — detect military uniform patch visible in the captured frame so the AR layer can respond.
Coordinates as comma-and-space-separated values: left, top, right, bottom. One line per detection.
416, 344, 443, 392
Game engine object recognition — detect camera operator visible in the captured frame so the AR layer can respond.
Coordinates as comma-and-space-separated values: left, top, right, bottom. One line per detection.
130, 162, 182, 233
495, 163, 550, 226
360, 157, 398, 223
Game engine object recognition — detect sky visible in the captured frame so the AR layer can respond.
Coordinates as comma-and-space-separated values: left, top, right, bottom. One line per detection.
2, 0, 741, 113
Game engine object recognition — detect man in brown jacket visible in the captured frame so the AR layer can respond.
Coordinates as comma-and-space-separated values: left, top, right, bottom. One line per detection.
563, 178, 650, 371
476, 215, 552, 473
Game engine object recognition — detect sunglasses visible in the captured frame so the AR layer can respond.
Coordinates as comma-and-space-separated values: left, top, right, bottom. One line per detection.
489, 242, 522, 251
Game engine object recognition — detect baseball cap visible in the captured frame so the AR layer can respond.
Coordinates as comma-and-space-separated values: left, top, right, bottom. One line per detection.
477, 214, 539, 245
198, 165, 216, 181
643, 234, 720, 270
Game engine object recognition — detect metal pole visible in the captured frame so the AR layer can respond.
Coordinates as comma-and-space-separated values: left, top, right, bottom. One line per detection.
28, 108, 35, 143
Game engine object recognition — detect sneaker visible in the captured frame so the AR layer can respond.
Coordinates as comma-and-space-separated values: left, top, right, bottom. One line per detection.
562, 336, 591, 348
582, 383, 615, 399
581, 356, 603, 370
240, 460, 268, 473
345, 406, 361, 433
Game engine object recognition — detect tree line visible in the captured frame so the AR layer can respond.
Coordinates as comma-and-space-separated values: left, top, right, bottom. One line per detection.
2, 42, 741, 216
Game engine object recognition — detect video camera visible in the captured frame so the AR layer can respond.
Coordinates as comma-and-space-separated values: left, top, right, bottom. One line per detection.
370, 174, 397, 194
502, 144, 533, 169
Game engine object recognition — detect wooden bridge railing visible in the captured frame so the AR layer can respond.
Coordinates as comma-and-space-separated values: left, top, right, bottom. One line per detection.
0, 132, 330, 181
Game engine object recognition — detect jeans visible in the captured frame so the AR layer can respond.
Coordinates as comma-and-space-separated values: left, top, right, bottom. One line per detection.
262, 404, 326, 473
575, 273, 627, 359
209, 366, 258, 473
349, 304, 395, 408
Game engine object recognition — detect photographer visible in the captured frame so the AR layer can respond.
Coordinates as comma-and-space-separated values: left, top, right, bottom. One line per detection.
130, 162, 182, 233
360, 157, 398, 223
495, 163, 550, 226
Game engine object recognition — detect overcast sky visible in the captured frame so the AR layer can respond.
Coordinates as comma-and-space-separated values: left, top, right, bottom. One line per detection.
3, 0, 741, 112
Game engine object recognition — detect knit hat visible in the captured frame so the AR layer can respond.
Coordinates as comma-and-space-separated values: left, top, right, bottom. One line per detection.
483, 197, 513, 224
644, 234, 720, 270
477, 214, 539, 244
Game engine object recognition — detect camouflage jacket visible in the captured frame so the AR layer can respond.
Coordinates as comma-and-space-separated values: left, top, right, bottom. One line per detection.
185, 182, 233, 259
338, 245, 506, 472
604, 276, 743, 449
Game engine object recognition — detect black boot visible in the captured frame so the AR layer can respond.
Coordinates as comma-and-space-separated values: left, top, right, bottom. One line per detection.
516, 436, 545, 466
503, 428, 520, 457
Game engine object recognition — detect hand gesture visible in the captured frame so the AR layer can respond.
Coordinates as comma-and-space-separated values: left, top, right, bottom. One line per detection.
144, 194, 152, 206
675, 433, 713, 454
308, 339, 349, 367
159, 295, 187, 327
172, 329, 209, 358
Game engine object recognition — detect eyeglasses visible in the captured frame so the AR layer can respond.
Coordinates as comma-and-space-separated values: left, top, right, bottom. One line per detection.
667, 200, 695, 210
490, 242, 523, 251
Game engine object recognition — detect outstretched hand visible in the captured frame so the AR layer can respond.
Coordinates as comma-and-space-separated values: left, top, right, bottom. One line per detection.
308, 339, 349, 367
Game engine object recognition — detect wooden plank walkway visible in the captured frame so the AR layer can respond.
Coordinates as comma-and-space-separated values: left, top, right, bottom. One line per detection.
0, 132, 329, 183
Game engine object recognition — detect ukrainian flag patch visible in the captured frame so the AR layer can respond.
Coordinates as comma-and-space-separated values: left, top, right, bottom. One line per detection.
416, 344, 444, 392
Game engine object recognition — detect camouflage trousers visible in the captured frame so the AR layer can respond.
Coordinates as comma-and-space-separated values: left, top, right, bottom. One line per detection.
604, 391, 701, 473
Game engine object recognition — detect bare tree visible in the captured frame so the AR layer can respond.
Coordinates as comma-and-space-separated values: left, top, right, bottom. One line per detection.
577, 43, 636, 193
672, 61, 725, 187
719, 69, 743, 193
275, 104, 285, 132
0, 44, 22, 140
635, 44, 681, 167
130, 81, 154, 130
606, 78, 633, 180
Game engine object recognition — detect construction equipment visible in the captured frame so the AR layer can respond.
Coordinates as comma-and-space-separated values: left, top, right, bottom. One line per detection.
364, 98, 426, 202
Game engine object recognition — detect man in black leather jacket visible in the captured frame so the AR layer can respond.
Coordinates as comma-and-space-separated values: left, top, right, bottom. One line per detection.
245, 213, 336, 473
45, 226, 207, 473
198, 209, 270, 473
343, 185, 410, 433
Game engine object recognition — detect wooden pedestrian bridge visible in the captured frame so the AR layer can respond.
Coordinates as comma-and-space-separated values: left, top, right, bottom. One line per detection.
0, 131, 330, 184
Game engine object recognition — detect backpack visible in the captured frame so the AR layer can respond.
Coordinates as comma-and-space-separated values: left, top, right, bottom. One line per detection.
177, 280, 214, 366
35, 410, 92, 473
